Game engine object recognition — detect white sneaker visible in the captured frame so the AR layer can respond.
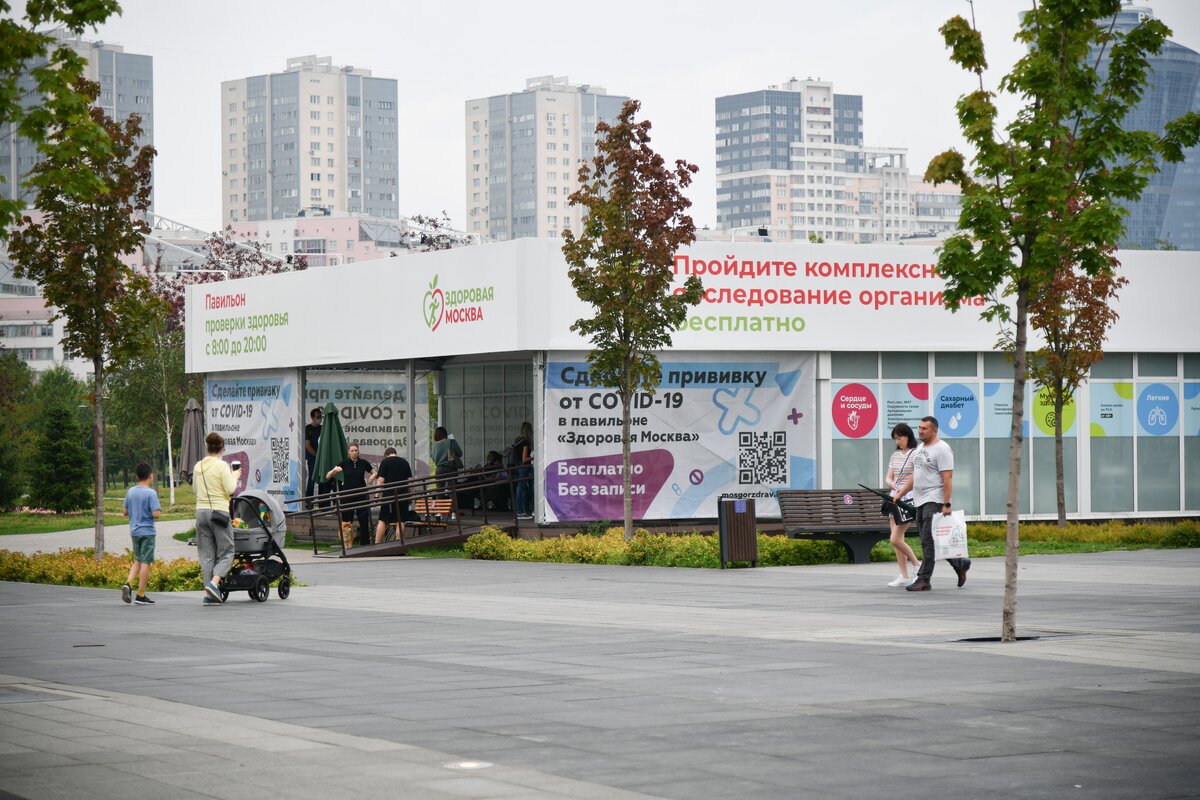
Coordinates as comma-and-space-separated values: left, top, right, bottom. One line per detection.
887, 575, 910, 588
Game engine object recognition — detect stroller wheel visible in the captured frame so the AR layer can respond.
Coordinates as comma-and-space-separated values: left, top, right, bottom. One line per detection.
277, 578, 291, 600
250, 576, 270, 602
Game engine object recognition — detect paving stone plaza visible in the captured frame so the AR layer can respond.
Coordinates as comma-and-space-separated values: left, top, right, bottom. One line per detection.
1, 540, 1198, 799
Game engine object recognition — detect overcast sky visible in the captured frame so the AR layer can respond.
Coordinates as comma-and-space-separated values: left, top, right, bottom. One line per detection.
92, 0, 1200, 234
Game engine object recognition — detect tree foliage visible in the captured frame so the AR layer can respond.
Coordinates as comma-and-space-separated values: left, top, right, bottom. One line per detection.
0, 0, 121, 233
7, 97, 162, 557
926, 0, 1200, 640
0, 349, 35, 509
27, 403, 92, 513
562, 99, 703, 539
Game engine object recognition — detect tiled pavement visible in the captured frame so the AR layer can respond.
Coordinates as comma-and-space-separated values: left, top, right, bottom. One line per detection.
0, 546, 1197, 799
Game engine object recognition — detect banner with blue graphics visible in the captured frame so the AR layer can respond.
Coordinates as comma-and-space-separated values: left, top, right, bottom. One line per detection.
1137, 383, 1179, 437
205, 370, 302, 511
933, 383, 980, 438
1089, 382, 1134, 437
542, 351, 816, 521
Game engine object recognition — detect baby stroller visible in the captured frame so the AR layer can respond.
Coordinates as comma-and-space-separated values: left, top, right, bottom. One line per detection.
221, 489, 293, 602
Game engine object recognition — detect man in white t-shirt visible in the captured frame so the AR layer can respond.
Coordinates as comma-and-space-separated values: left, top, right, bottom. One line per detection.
892, 415, 971, 591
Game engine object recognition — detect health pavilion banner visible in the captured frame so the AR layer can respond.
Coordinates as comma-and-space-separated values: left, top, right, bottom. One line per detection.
542, 351, 816, 521
204, 369, 302, 510
304, 370, 432, 475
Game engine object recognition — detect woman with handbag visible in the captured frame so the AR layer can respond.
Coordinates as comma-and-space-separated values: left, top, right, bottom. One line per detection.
194, 432, 239, 604
431, 426, 464, 497
885, 423, 921, 587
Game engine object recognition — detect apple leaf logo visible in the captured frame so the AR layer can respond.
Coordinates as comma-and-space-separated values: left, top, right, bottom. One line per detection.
423, 275, 444, 331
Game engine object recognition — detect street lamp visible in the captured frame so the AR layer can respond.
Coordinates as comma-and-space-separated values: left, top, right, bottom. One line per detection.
729, 225, 769, 242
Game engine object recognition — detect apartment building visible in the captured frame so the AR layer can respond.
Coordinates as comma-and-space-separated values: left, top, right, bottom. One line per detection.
464, 76, 627, 241
221, 56, 398, 225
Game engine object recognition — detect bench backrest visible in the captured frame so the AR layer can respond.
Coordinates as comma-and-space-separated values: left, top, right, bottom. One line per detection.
413, 498, 453, 517
777, 489, 888, 532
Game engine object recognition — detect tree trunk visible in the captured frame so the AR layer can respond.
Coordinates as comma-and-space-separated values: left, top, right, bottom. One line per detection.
93, 357, 106, 561
621, 387, 633, 542
164, 400, 176, 505
1054, 380, 1066, 528
1002, 283, 1028, 642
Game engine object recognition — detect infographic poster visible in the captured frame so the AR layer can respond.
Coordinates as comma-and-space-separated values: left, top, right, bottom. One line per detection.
1031, 385, 1076, 438
205, 369, 302, 510
1137, 382, 1179, 437
1185, 384, 1200, 437
543, 351, 816, 521
933, 383, 980, 438
304, 371, 431, 474
1089, 382, 1134, 437
831, 383, 879, 439
882, 383, 927, 434
983, 383, 1031, 438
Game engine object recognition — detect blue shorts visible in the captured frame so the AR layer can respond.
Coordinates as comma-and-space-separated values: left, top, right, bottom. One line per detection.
131, 535, 156, 563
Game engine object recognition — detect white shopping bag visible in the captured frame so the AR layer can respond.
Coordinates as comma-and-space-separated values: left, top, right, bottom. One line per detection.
932, 510, 969, 560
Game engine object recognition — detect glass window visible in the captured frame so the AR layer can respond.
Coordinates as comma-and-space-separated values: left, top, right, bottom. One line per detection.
1185, 438, 1200, 510
1184, 354, 1200, 379
949, 438, 980, 516
935, 353, 977, 377
1091, 438, 1134, 512
505, 365, 527, 393
832, 440, 877, 492
485, 365, 504, 393
1138, 353, 1177, 377
984, 438, 1029, 515
1137, 437, 1180, 511
1032, 438, 1077, 514
444, 366, 463, 395
882, 352, 927, 379
463, 366, 484, 395
983, 353, 1013, 379
1090, 353, 1132, 379
831, 352, 877, 379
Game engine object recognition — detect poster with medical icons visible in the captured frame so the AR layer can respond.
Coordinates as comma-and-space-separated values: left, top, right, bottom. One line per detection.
932, 383, 980, 438
882, 383, 927, 433
1137, 382, 1179, 437
831, 383, 880, 440
1089, 383, 1134, 438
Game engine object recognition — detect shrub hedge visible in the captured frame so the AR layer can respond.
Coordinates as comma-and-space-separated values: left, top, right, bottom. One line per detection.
0, 548, 202, 591
466, 520, 1200, 569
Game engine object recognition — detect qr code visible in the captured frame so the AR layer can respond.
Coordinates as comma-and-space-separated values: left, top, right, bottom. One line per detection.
738, 431, 787, 485
270, 437, 289, 480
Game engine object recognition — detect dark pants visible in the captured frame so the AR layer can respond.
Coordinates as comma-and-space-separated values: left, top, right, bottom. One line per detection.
341, 506, 371, 547
915, 501, 965, 584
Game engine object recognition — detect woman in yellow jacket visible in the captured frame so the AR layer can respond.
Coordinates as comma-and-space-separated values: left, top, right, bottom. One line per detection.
193, 432, 239, 604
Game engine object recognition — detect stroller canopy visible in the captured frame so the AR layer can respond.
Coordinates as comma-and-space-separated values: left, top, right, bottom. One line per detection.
233, 488, 288, 548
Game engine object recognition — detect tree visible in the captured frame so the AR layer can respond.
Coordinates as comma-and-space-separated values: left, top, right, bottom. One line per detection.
408, 212, 458, 252
562, 99, 704, 540
0, 0, 121, 234
0, 349, 34, 509
925, 0, 1200, 640
1024, 232, 1126, 527
27, 402, 91, 513
7, 97, 163, 559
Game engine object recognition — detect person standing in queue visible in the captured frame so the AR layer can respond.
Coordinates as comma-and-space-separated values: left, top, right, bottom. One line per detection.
326, 441, 375, 547
893, 416, 971, 591
304, 407, 323, 506
431, 426, 463, 498
375, 446, 414, 543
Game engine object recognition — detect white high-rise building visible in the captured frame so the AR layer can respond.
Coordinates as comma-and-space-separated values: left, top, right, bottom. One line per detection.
465, 76, 628, 241
716, 78, 960, 243
221, 56, 399, 225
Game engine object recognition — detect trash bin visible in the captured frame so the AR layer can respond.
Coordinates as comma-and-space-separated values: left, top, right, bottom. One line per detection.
718, 496, 757, 568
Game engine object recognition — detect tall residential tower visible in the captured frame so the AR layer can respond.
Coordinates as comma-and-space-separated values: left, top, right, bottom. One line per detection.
221, 56, 399, 224
465, 76, 627, 241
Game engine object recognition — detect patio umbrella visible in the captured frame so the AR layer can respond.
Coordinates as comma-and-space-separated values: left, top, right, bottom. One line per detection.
179, 398, 206, 485
312, 402, 349, 486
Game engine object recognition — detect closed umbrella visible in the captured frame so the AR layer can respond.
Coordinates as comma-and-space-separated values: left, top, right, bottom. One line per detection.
312, 402, 349, 487
179, 398, 205, 485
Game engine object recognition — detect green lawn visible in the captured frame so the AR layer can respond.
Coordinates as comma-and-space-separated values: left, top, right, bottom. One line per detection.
1, 482, 197, 535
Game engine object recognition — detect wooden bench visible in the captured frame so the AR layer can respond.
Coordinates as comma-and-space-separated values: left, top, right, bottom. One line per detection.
408, 498, 455, 536
776, 489, 900, 564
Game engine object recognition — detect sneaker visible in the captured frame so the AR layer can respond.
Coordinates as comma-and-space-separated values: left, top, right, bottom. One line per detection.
133, 595, 155, 605
202, 597, 219, 606
887, 575, 910, 588
517, 513, 534, 520
203, 580, 224, 603
121, 583, 132, 604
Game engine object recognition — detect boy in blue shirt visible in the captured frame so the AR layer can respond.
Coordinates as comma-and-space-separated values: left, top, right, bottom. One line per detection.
122, 462, 162, 606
